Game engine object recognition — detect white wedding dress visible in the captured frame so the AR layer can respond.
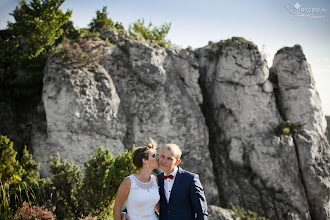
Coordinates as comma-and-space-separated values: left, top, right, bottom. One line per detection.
126, 174, 160, 220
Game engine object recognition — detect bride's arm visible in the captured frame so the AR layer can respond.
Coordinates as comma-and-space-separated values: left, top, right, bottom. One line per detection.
155, 202, 160, 215
155, 176, 160, 215
113, 177, 131, 220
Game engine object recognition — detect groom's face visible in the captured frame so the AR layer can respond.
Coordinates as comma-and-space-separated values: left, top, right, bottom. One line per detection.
159, 148, 181, 174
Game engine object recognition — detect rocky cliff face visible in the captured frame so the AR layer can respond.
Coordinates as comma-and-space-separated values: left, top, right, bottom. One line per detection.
197, 40, 310, 219
196, 40, 329, 219
272, 46, 330, 220
1, 32, 329, 219
327, 116, 330, 142
31, 35, 219, 205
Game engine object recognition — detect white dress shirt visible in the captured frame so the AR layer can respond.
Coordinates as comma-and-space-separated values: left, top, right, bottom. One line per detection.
163, 166, 178, 203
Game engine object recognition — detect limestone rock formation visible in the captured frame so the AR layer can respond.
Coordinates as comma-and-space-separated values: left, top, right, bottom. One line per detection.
208, 205, 235, 220
31, 35, 219, 204
272, 45, 330, 220
2, 31, 329, 219
101, 39, 218, 204
326, 116, 330, 142
32, 53, 126, 176
196, 39, 313, 219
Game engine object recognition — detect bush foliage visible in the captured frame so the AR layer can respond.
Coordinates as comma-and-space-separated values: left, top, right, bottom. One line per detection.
0, 0, 73, 99
0, 0, 175, 100
50, 153, 83, 219
0, 135, 138, 219
231, 204, 269, 220
0, 136, 23, 181
89, 6, 124, 32
83, 147, 115, 217
8, 0, 72, 59
0, 135, 47, 219
276, 120, 302, 137
129, 18, 171, 47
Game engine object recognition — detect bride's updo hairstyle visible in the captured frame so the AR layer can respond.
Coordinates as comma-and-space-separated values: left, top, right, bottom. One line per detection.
132, 138, 158, 169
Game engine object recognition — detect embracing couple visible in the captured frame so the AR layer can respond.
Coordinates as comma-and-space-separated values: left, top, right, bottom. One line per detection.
113, 139, 208, 220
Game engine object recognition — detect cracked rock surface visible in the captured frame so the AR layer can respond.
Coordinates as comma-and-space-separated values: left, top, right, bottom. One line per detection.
196, 39, 328, 219
272, 45, 330, 220
31, 36, 219, 204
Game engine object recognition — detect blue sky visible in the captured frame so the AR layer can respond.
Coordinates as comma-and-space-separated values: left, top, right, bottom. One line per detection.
1, 0, 329, 115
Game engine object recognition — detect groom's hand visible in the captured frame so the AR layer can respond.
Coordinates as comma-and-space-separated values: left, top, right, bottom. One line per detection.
121, 213, 130, 220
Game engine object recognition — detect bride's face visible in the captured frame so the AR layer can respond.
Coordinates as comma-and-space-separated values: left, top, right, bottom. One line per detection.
147, 149, 159, 169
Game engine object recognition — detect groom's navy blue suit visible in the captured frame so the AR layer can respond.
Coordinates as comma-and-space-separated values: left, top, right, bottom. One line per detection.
157, 166, 208, 220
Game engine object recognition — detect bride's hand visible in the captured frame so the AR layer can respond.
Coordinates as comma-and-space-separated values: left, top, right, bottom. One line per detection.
121, 212, 130, 220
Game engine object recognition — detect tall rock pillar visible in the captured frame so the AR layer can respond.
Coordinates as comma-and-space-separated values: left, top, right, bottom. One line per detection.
272, 45, 330, 220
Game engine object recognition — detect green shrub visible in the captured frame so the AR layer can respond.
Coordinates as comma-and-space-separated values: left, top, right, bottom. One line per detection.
56, 37, 88, 67
128, 18, 171, 47
89, 6, 124, 33
0, 136, 47, 219
0, 135, 23, 181
20, 146, 40, 183
83, 147, 138, 219
0, 178, 53, 219
231, 205, 269, 220
276, 120, 301, 137
8, 0, 72, 59
83, 147, 115, 218
26, 178, 53, 208
220, 37, 255, 47
55, 37, 103, 69
77, 28, 100, 40
107, 147, 138, 195
0, 36, 20, 99
50, 153, 83, 219
1, 135, 139, 220
49, 147, 137, 219
0, 136, 40, 183
1, 0, 72, 100
0, 180, 13, 219
60, 20, 80, 41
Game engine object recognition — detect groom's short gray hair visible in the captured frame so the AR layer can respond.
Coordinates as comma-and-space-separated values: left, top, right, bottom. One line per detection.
163, 144, 182, 160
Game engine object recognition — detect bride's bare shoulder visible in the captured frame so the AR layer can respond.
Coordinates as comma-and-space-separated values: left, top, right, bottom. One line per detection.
120, 176, 132, 188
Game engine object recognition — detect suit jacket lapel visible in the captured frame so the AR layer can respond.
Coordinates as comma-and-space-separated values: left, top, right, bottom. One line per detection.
169, 166, 184, 204
159, 173, 166, 203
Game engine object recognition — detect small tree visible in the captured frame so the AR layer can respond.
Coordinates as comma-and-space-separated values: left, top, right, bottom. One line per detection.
107, 147, 138, 196
231, 204, 269, 220
20, 146, 40, 183
8, 0, 72, 59
83, 147, 115, 218
89, 6, 123, 32
60, 20, 80, 41
128, 18, 171, 47
50, 153, 83, 219
83, 146, 138, 219
0, 136, 23, 181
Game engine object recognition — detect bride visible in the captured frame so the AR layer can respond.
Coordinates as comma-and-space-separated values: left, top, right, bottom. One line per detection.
113, 138, 160, 220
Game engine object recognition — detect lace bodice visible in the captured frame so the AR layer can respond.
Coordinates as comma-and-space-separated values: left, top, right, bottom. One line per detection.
126, 174, 160, 220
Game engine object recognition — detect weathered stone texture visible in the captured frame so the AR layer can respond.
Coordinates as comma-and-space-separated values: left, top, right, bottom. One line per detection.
32, 55, 126, 176
272, 45, 330, 220
31, 36, 219, 204
326, 116, 330, 142
99, 40, 219, 204
197, 40, 312, 219
2, 32, 329, 219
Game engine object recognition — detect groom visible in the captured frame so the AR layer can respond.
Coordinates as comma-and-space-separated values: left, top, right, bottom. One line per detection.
122, 143, 208, 220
